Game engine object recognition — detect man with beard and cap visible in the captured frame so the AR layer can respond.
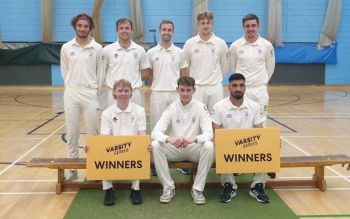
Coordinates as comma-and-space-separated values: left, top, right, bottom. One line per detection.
229, 14, 276, 178
60, 13, 104, 182
212, 73, 270, 204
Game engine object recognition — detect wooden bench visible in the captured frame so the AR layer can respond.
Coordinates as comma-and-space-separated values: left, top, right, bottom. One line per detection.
27, 155, 350, 194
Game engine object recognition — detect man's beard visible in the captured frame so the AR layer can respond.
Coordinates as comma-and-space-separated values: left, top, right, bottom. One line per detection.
231, 92, 243, 100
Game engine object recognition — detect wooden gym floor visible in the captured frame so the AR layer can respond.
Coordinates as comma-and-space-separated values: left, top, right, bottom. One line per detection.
0, 85, 349, 219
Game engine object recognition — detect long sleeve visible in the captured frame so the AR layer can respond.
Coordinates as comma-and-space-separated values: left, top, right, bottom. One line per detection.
230, 44, 237, 73
96, 46, 105, 89
266, 42, 275, 81
196, 107, 214, 143
220, 41, 230, 75
60, 45, 68, 83
151, 108, 171, 142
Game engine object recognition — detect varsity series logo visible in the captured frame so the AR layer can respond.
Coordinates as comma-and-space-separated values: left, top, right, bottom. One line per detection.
105, 141, 132, 155
234, 134, 261, 148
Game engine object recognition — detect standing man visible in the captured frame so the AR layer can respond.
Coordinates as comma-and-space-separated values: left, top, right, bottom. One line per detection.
151, 76, 214, 205
183, 11, 229, 114
212, 73, 270, 203
147, 19, 188, 129
60, 13, 103, 182
229, 13, 276, 178
96, 79, 147, 206
103, 18, 150, 106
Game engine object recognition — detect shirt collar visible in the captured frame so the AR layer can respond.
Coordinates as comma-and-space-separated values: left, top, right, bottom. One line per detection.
195, 32, 216, 44
72, 37, 98, 49
240, 35, 261, 46
114, 102, 132, 114
157, 43, 175, 52
226, 97, 248, 110
116, 40, 137, 51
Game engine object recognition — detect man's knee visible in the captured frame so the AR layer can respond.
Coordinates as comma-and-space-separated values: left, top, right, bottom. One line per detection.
202, 141, 214, 154
151, 140, 162, 152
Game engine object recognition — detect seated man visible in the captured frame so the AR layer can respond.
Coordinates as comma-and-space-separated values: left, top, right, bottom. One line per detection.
88, 79, 147, 206
151, 76, 214, 205
212, 73, 270, 204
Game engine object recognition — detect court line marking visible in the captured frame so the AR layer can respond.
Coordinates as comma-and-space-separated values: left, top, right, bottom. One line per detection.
0, 179, 56, 182
0, 191, 77, 195
0, 123, 65, 176
281, 137, 350, 183
0, 138, 46, 140
275, 187, 350, 191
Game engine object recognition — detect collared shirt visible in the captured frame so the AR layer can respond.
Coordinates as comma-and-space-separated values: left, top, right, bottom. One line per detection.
60, 37, 104, 89
151, 99, 213, 143
101, 101, 146, 135
103, 41, 150, 89
212, 97, 265, 128
230, 36, 275, 87
147, 43, 188, 91
183, 33, 229, 86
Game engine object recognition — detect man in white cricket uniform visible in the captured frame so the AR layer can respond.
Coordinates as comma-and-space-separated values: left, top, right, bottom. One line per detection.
60, 13, 103, 182
147, 19, 188, 129
230, 13, 276, 178
183, 11, 229, 113
103, 18, 150, 106
212, 73, 270, 203
98, 79, 147, 206
151, 76, 214, 205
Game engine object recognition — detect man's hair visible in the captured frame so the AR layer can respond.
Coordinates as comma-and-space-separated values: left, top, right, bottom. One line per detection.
177, 76, 196, 87
71, 13, 94, 30
159, 19, 174, 30
197, 10, 214, 22
242, 13, 259, 26
229, 73, 246, 82
113, 79, 132, 91
116, 18, 133, 30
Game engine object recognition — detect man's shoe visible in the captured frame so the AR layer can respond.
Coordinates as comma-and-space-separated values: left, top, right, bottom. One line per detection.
233, 173, 242, 176
267, 172, 276, 178
130, 189, 143, 205
160, 188, 175, 203
249, 183, 270, 203
103, 188, 115, 206
191, 189, 206, 205
65, 170, 78, 183
219, 183, 236, 203
177, 168, 191, 175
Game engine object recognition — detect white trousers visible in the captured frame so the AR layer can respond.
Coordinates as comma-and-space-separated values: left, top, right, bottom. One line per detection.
64, 86, 99, 159
193, 83, 223, 114
150, 91, 178, 129
102, 180, 140, 190
220, 173, 268, 189
107, 88, 143, 107
245, 85, 269, 127
152, 140, 215, 192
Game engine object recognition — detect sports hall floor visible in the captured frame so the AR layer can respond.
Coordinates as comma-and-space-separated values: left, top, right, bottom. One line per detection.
0, 85, 349, 218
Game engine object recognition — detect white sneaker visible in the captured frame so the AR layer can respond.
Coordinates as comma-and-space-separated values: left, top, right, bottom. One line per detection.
65, 170, 78, 183
191, 188, 206, 205
160, 188, 175, 203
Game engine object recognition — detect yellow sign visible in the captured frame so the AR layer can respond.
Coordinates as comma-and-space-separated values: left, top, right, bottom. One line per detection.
86, 135, 150, 180
215, 128, 280, 174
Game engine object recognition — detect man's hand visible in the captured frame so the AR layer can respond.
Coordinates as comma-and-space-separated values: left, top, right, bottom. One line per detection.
85, 146, 89, 153
166, 137, 184, 148
182, 136, 197, 147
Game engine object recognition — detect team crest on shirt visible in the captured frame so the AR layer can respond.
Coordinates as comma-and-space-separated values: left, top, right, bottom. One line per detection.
211, 48, 215, 54
194, 49, 199, 53
245, 111, 249, 117
70, 51, 75, 56
114, 53, 118, 58
226, 114, 232, 118
130, 116, 135, 122
89, 52, 94, 57
113, 117, 118, 122
239, 50, 244, 54
257, 49, 262, 54
133, 52, 138, 59
192, 117, 196, 123
176, 118, 180, 123
171, 55, 175, 61
154, 57, 160, 62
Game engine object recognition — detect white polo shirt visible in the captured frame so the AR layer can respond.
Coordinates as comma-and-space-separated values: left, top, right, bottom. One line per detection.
147, 44, 188, 91
60, 37, 104, 89
152, 99, 213, 143
103, 41, 150, 89
229, 36, 275, 87
183, 33, 229, 86
212, 97, 265, 129
101, 101, 146, 135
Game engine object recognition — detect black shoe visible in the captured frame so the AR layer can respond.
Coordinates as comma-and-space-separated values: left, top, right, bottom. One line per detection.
103, 188, 115, 206
233, 173, 242, 176
249, 183, 270, 203
151, 168, 157, 176
267, 172, 276, 178
219, 183, 236, 203
177, 168, 191, 175
130, 189, 143, 205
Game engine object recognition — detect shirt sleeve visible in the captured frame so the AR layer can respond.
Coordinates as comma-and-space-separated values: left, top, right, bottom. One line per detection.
138, 107, 147, 132
96, 46, 105, 89
229, 43, 237, 73
151, 107, 172, 142
140, 48, 150, 70
196, 106, 214, 143
265, 42, 275, 81
179, 49, 188, 69
183, 41, 192, 69
253, 104, 266, 126
146, 50, 153, 69
102, 47, 109, 86
220, 41, 230, 74
60, 44, 68, 83
100, 110, 112, 135
211, 102, 222, 126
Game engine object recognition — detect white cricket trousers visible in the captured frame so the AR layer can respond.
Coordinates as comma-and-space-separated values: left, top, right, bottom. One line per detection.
245, 85, 269, 127
107, 88, 143, 107
152, 140, 215, 192
150, 91, 178, 129
193, 83, 223, 114
220, 173, 268, 189
64, 86, 100, 159
102, 180, 140, 190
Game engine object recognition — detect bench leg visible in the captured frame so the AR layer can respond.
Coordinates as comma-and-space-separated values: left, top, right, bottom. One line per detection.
56, 169, 64, 194
313, 166, 326, 191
